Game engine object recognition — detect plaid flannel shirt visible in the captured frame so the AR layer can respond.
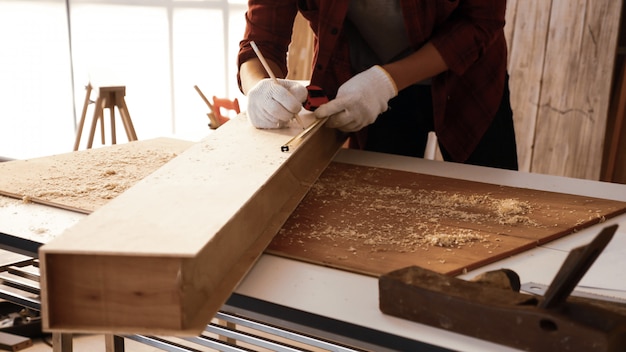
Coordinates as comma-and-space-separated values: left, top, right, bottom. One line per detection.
238, 0, 508, 162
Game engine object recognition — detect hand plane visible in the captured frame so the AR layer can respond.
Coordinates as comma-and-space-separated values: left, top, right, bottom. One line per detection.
379, 224, 626, 351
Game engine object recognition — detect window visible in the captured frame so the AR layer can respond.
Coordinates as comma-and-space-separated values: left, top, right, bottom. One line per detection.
0, 0, 247, 159
0, 0, 74, 159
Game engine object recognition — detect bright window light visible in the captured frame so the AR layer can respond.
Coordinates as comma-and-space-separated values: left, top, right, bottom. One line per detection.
0, 0, 248, 159
0, 1, 74, 159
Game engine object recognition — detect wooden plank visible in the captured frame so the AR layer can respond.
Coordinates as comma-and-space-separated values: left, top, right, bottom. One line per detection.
504, 0, 552, 172
531, 0, 622, 179
267, 162, 626, 276
39, 113, 347, 335
0, 331, 32, 351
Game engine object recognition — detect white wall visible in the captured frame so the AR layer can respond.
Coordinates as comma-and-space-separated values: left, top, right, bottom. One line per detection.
0, 0, 247, 159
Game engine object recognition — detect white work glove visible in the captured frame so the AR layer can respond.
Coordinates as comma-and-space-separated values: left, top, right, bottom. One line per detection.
246, 78, 308, 129
314, 65, 398, 132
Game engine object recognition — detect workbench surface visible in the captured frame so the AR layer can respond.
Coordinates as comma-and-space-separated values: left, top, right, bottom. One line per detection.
2, 148, 625, 352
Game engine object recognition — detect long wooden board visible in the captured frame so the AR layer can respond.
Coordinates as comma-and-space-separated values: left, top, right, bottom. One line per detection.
267, 162, 626, 276
38, 113, 347, 335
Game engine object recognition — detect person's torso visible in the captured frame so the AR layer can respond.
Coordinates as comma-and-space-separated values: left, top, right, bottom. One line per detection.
345, 1, 411, 69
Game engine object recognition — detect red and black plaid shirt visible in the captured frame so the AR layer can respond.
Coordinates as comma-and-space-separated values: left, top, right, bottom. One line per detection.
238, 0, 508, 162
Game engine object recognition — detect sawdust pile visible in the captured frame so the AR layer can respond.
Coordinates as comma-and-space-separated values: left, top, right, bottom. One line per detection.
15, 148, 180, 212
276, 164, 539, 253
424, 230, 488, 248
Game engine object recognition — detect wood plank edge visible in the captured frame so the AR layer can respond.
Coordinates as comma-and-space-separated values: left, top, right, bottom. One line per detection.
40, 122, 347, 335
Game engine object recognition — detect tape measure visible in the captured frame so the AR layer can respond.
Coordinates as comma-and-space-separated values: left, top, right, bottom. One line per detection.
303, 85, 328, 111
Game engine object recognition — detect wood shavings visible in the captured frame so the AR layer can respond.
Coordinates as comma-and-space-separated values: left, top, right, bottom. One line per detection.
9, 143, 186, 212
424, 230, 487, 248
31, 227, 48, 235
276, 166, 540, 252
492, 198, 535, 225
272, 161, 626, 269
494, 198, 530, 216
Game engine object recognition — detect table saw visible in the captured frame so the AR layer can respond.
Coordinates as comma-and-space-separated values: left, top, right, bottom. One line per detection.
1, 136, 626, 351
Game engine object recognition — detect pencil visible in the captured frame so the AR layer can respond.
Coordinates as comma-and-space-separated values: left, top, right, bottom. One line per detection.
250, 41, 306, 130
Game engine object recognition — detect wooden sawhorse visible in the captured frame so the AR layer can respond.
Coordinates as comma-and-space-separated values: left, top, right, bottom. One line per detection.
73, 83, 138, 151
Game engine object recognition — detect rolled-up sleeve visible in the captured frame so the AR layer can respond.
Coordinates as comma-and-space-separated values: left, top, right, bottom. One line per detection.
238, 1, 299, 80
429, 0, 507, 75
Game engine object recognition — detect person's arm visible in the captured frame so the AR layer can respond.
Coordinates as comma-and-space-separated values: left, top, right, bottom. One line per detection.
427, 0, 507, 76
239, 58, 286, 95
237, 1, 299, 94
383, 42, 448, 92
236, 2, 306, 129
314, 1, 506, 132
313, 42, 449, 132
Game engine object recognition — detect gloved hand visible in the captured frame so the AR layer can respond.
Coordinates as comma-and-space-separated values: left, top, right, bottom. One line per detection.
246, 78, 308, 129
314, 65, 398, 132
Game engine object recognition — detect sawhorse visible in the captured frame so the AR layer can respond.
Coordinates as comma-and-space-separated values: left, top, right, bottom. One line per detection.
73, 83, 137, 151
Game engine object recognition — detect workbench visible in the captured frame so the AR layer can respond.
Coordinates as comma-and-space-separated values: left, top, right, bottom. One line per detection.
1, 148, 625, 352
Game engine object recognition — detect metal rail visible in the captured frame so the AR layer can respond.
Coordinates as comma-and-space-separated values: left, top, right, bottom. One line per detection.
0, 255, 367, 352
122, 310, 367, 351
0, 259, 41, 310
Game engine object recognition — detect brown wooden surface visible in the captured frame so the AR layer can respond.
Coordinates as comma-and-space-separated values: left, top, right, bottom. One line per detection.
505, 0, 623, 179
267, 162, 626, 276
504, 0, 551, 173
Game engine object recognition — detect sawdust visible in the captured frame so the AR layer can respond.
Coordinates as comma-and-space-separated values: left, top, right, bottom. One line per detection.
31, 227, 48, 235
266, 163, 626, 276
14, 147, 181, 212
424, 230, 487, 247
493, 198, 533, 224
276, 164, 543, 253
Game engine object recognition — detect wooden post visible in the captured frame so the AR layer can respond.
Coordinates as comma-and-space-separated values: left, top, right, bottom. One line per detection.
73, 84, 93, 151
51, 333, 73, 352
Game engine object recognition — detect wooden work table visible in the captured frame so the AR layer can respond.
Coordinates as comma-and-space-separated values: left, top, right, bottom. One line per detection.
1, 147, 626, 351
235, 149, 626, 352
